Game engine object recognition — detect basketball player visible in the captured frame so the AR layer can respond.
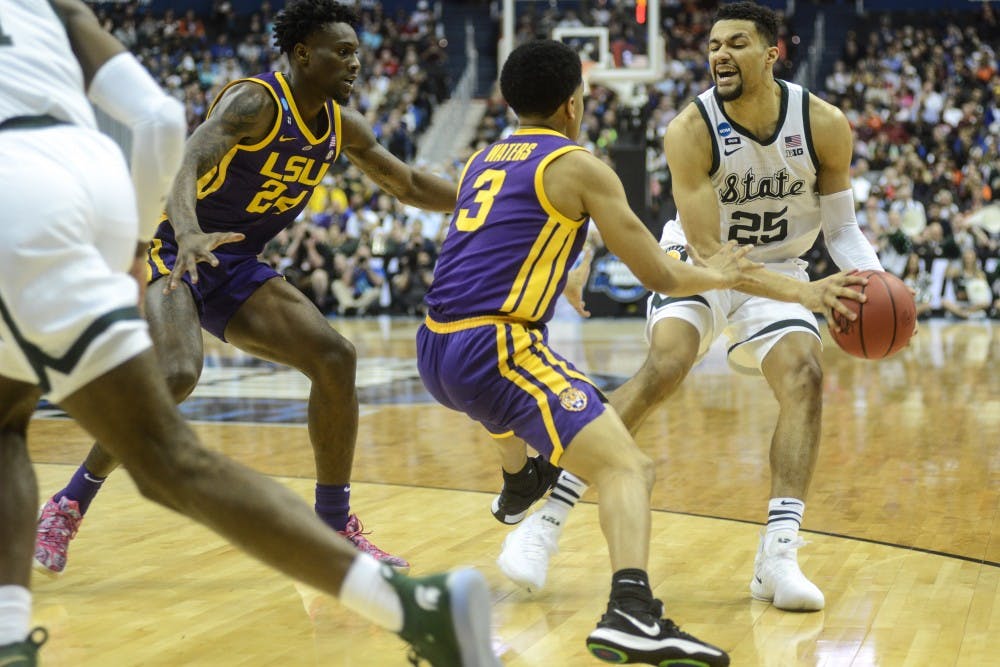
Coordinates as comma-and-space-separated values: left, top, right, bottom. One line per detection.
498, 1, 881, 613
35, 0, 457, 575
417, 39, 768, 666
0, 1, 499, 665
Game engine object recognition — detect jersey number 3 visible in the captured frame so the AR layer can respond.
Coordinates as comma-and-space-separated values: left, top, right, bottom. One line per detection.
455, 169, 506, 232
727, 207, 789, 245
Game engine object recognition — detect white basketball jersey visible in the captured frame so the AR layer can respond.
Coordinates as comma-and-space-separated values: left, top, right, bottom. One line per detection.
0, 0, 96, 128
665, 80, 821, 264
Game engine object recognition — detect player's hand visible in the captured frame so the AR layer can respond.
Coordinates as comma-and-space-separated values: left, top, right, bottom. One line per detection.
805, 270, 868, 333
564, 245, 593, 318
168, 229, 246, 293
130, 241, 150, 313
689, 241, 762, 287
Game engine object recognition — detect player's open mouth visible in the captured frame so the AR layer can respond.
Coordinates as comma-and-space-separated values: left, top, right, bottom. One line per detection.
716, 68, 738, 82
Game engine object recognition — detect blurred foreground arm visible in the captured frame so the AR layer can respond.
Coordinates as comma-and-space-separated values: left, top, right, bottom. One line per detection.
53, 0, 186, 241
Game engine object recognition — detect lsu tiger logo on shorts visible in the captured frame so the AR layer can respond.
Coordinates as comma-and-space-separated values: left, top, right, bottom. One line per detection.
558, 387, 588, 412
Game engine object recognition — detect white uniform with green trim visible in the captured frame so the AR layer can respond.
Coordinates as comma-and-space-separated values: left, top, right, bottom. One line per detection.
649, 80, 823, 375
0, 0, 151, 401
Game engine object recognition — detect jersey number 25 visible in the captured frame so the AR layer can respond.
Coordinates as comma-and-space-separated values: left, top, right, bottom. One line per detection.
727, 206, 789, 245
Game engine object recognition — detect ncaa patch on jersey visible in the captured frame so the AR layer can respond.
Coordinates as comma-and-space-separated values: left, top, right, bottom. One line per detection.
559, 387, 588, 412
717, 121, 733, 137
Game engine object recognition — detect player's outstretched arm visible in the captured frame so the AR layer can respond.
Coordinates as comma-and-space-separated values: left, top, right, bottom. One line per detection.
53, 0, 186, 242
338, 106, 457, 213
548, 150, 758, 295
50, 0, 124, 82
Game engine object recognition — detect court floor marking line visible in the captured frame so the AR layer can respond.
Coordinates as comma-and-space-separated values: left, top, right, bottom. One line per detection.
31, 462, 999, 569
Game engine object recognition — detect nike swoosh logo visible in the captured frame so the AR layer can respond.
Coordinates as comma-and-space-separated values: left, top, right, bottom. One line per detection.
414, 584, 441, 611
755, 575, 763, 584
723, 147, 742, 156
278, 135, 296, 142
612, 608, 660, 637
780, 500, 802, 506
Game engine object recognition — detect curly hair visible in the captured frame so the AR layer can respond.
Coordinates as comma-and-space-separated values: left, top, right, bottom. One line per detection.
714, 1, 780, 46
500, 40, 582, 118
273, 0, 359, 55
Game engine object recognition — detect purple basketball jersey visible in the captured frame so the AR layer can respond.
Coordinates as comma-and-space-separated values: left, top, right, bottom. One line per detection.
154, 71, 343, 255
425, 129, 589, 324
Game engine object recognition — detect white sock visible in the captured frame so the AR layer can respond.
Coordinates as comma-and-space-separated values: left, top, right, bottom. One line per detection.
766, 497, 805, 537
538, 470, 588, 527
0, 586, 31, 646
337, 555, 403, 632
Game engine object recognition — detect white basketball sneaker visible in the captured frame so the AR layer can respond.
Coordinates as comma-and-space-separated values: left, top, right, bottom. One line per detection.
750, 530, 825, 611
496, 511, 561, 592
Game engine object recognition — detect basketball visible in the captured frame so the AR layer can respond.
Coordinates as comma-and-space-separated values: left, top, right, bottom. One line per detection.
829, 270, 917, 359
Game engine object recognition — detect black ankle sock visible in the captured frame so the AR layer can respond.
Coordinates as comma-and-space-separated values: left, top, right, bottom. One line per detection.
610, 568, 654, 609
502, 458, 540, 494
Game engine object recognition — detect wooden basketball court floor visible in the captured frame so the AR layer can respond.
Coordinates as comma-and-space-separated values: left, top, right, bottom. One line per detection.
25, 315, 999, 666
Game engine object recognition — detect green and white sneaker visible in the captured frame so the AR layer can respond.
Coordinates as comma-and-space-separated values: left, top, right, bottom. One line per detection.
384, 567, 500, 667
0, 628, 48, 666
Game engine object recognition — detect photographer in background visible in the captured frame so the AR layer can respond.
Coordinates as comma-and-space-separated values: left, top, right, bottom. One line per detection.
332, 243, 384, 316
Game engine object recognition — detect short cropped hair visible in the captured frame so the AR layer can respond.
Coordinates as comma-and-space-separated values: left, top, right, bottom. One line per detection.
500, 40, 582, 118
273, 0, 359, 55
714, 2, 780, 47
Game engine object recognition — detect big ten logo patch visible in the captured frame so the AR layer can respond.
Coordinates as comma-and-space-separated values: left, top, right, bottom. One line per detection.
784, 134, 804, 157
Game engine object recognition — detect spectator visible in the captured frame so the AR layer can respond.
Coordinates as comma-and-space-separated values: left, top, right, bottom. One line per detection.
390, 249, 435, 316
851, 158, 874, 205
333, 245, 384, 316
900, 252, 935, 319
942, 247, 994, 318
857, 195, 890, 245
889, 180, 928, 238
283, 219, 337, 314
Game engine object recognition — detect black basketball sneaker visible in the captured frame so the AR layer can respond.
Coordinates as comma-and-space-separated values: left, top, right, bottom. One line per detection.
491, 455, 561, 524
586, 599, 730, 666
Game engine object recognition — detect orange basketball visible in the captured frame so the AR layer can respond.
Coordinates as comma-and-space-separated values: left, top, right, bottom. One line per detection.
829, 270, 916, 359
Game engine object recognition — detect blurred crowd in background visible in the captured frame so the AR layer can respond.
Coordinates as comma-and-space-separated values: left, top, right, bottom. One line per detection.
94, 0, 999, 320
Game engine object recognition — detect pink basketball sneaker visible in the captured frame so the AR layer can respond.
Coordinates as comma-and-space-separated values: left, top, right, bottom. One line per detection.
338, 514, 410, 573
34, 497, 83, 576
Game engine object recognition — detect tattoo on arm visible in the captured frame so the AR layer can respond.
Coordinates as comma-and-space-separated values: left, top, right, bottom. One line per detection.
190, 85, 274, 177
167, 85, 273, 231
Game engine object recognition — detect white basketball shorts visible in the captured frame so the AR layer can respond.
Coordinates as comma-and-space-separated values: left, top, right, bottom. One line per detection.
646, 239, 821, 376
0, 124, 152, 402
